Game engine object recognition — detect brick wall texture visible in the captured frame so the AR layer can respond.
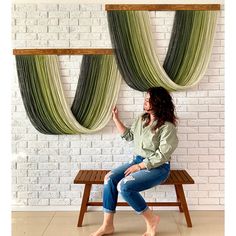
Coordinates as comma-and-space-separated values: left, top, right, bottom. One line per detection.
12, 4, 224, 210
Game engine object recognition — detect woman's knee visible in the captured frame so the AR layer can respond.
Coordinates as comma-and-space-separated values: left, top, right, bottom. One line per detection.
104, 170, 121, 185
117, 175, 136, 193
104, 171, 114, 185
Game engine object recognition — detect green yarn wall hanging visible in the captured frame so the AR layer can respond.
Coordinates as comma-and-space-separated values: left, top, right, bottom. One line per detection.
15, 10, 218, 134
107, 10, 218, 91
15, 55, 121, 134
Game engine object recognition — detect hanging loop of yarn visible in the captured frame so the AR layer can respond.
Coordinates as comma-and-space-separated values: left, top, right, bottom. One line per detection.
107, 10, 218, 91
15, 55, 121, 134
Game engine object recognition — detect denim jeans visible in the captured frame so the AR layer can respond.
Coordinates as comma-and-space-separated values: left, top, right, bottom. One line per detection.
103, 155, 170, 214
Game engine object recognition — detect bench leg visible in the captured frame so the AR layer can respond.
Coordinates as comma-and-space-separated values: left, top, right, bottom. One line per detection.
77, 184, 92, 227
175, 185, 192, 227
174, 185, 183, 212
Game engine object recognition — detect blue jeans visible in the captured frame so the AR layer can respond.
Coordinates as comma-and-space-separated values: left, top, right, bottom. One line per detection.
103, 155, 170, 214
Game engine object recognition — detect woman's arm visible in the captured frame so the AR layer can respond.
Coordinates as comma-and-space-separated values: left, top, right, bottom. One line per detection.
112, 107, 127, 135
112, 107, 136, 141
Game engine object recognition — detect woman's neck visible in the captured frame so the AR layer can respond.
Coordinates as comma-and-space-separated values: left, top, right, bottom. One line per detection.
147, 113, 156, 125
150, 114, 156, 122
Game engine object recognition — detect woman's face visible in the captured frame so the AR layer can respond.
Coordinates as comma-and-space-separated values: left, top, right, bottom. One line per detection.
143, 93, 152, 112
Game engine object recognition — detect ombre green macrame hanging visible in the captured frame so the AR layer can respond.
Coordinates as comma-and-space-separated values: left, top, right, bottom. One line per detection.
15, 10, 218, 134
15, 55, 121, 134
107, 10, 218, 91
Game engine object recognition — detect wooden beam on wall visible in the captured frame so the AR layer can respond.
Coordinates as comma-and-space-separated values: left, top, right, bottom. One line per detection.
105, 4, 221, 11
13, 48, 114, 55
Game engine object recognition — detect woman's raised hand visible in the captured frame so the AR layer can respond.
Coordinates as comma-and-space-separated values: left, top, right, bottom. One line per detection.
112, 106, 127, 134
112, 106, 119, 121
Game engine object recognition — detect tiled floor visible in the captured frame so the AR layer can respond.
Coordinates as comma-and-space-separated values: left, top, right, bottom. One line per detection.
12, 210, 224, 236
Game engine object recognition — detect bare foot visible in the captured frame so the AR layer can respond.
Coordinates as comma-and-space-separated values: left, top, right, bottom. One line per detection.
90, 224, 115, 236
143, 215, 160, 236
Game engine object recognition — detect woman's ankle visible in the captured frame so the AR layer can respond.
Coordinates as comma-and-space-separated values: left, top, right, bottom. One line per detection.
103, 212, 115, 228
102, 223, 114, 228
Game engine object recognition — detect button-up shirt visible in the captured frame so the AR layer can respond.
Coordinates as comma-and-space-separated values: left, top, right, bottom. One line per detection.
121, 115, 179, 170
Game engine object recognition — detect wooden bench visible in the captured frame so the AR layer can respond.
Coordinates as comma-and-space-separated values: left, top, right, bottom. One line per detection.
74, 169, 194, 227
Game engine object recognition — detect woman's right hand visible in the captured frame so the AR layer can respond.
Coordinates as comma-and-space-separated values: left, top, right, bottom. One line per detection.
112, 106, 119, 121
112, 106, 127, 134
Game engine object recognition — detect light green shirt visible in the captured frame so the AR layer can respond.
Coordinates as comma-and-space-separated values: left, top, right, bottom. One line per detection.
121, 115, 179, 170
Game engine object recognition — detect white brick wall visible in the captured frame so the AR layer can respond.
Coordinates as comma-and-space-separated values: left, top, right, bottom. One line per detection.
12, 3, 224, 210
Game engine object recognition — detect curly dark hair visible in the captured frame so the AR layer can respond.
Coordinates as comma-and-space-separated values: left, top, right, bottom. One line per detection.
142, 87, 178, 131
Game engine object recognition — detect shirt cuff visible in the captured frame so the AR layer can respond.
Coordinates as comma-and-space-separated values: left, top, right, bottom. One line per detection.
142, 158, 153, 170
121, 128, 130, 139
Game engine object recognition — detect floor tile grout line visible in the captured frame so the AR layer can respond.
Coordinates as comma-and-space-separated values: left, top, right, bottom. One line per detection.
41, 211, 57, 236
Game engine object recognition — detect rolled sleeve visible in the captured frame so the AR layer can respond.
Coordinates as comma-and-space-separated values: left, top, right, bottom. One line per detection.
121, 128, 134, 141
143, 158, 153, 170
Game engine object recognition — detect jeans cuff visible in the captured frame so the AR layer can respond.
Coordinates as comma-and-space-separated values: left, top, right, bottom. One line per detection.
103, 207, 116, 214
136, 206, 149, 215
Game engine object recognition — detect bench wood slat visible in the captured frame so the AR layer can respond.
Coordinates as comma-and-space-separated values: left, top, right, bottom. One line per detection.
74, 171, 83, 183
84, 170, 94, 182
172, 170, 183, 183
183, 170, 194, 184
97, 170, 105, 182
79, 171, 88, 182
90, 170, 98, 182
179, 170, 191, 183
170, 171, 180, 183
168, 171, 176, 183
178, 170, 188, 183
165, 171, 174, 184
94, 171, 99, 182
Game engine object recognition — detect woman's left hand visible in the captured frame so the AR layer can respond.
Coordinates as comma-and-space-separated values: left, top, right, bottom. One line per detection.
124, 164, 140, 177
